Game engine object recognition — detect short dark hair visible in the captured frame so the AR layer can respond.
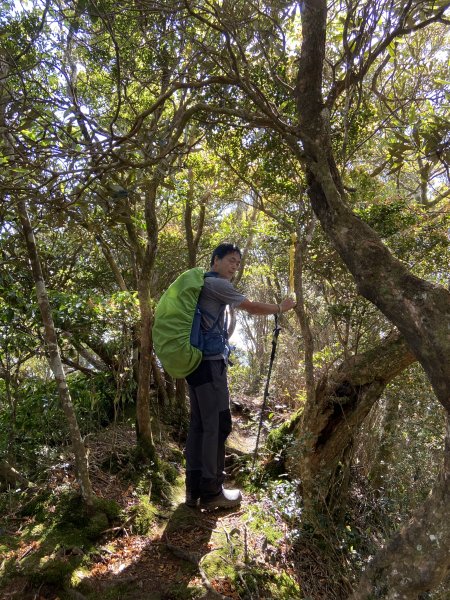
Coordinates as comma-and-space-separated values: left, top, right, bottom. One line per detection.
210, 243, 242, 267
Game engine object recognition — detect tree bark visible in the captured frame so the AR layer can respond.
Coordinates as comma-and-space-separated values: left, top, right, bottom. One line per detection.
292, 220, 316, 406
17, 198, 95, 506
0, 459, 32, 489
164, 370, 176, 401
96, 234, 128, 292
184, 167, 206, 268
175, 378, 189, 426
151, 353, 170, 406
306, 172, 450, 407
294, 0, 450, 412
293, 0, 450, 592
135, 178, 159, 460
2, 370, 19, 463
68, 339, 109, 372
289, 333, 415, 522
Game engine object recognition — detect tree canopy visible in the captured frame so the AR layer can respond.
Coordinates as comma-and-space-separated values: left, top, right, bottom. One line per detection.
1, 1, 449, 598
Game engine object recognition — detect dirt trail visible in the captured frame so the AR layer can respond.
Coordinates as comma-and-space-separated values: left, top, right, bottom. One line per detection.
78, 499, 253, 599
0, 398, 296, 600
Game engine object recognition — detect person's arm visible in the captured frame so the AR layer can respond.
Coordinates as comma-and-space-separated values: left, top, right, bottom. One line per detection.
237, 297, 296, 316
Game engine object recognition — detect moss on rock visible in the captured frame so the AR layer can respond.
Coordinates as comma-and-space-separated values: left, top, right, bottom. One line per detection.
266, 410, 301, 454
30, 556, 74, 585
236, 567, 301, 598
130, 496, 156, 534
85, 511, 109, 540
264, 410, 301, 477
93, 496, 121, 521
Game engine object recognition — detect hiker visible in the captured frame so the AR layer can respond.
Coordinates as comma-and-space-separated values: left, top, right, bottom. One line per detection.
185, 243, 296, 509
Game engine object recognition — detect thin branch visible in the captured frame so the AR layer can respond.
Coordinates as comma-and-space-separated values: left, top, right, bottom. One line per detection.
326, 4, 450, 108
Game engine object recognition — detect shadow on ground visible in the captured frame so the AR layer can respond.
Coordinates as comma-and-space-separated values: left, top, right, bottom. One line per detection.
72, 502, 223, 600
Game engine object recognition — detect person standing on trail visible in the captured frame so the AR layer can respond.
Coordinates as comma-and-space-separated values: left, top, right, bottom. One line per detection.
185, 242, 296, 509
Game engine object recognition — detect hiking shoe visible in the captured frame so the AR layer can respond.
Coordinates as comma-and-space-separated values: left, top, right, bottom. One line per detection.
200, 488, 242, 510
185, 493, 200, 508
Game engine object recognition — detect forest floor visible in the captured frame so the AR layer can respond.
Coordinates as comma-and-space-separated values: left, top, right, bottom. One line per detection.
0, 397, 302, 600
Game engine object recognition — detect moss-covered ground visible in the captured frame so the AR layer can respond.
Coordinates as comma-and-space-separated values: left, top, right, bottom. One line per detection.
0, 405, 302, 600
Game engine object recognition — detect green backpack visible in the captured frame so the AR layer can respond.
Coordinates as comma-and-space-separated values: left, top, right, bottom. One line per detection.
152, 268, 229, 379
152, 268, 204, 379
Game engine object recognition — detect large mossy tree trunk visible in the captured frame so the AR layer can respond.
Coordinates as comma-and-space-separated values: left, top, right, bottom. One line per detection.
293, 0, 450, 594
294, 0, 450, 411
288, 333, 415, 523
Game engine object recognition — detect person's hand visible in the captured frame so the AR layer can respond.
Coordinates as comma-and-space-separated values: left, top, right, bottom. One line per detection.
279, 297, 296, 313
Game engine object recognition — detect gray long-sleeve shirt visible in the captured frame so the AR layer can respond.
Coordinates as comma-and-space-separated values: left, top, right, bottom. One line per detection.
198, 276, 246, 360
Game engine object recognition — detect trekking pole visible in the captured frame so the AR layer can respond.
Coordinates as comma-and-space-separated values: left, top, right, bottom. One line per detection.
252, 313, 282, 470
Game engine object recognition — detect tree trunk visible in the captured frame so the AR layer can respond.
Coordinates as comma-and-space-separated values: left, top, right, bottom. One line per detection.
294, 0, 450, 592
175, 378, 189, 424
2, 59, 93, 504
289, 333, 415, 523
96, 234, 128, 292
136, 276, 156, 458
294, 0, 450, 412
4, 373, 19, 463
135, 178, 159, 460
164, 370, 176, 401
151, 354, 170, 406
184, 166, 206, 268
17, 198, 95, 506
0, 459, 32, 489
292, 221, 316, 406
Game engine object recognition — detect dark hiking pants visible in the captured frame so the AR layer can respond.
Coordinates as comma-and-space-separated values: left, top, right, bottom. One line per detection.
185, 359, 232, 500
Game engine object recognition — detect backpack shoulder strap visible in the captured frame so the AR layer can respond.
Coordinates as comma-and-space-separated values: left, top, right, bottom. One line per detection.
197, 272, 227, 332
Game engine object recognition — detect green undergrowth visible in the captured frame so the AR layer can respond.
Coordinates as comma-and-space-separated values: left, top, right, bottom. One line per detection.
230, 411, 300, 492
245, 502, 284, 545
103, 443, 179, 506
0, 450, 184, 598
263, 410, 301, 478
238, 568, 301, 598
198, 498, 301, 599
129, 495, 157, 534
0, 532, 17, 551
0, 489, 120, 592
0, 372, 117, 469
0, 417, 304, 599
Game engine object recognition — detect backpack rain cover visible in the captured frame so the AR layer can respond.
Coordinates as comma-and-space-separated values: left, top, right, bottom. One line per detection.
152, 268, 204, 379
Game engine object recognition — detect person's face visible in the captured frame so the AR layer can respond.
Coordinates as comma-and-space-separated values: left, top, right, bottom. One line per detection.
212, 251, 241, 280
